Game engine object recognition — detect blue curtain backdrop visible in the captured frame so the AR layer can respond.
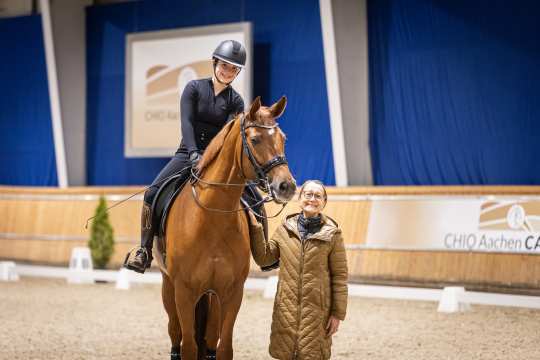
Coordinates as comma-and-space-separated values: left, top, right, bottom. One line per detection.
368, 0, 540, 185
86, 0, 334, 185
0, 15, 57, 186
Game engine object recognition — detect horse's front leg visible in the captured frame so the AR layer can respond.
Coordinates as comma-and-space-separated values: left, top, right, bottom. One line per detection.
174, 284, 199, 360
162, 274, 182, 359
205, 293, 220, 357
216, 285, 244, 360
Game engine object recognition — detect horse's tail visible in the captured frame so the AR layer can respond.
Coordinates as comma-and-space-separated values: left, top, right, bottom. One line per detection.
195, 292, 210, 359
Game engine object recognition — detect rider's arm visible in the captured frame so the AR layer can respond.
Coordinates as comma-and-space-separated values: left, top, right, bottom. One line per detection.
249, 220, 280, 267
180, 80, 200, 155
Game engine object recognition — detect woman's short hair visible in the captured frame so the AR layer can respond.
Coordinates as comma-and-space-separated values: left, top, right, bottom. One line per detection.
298, 180, 327, 201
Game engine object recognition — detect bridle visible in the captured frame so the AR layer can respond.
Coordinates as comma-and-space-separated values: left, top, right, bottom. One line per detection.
85, 114, 288, 228
240, 115, 288, 193
190, 113, 289, 217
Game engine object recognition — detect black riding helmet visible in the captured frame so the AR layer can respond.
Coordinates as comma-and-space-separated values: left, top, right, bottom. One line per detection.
212, 40, 246, 68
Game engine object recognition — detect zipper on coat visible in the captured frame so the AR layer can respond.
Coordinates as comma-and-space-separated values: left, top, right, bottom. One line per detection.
294, 237, 306, 359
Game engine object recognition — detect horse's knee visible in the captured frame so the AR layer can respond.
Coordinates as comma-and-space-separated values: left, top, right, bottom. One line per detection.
168, 320, 181, 343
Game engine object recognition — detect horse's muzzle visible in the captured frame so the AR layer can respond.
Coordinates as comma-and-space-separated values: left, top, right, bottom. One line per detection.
271, 178, 296, 203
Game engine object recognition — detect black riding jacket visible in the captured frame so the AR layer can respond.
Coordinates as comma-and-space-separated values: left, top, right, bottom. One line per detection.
176, 78, 244, 155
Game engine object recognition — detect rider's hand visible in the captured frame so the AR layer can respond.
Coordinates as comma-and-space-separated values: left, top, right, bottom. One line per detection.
189, 151, 202, 167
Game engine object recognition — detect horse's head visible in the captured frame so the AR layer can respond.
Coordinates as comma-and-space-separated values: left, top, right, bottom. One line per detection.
241, 96, 297, 203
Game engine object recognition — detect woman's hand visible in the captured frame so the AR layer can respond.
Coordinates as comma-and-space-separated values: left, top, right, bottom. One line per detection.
325, 315, 340, 337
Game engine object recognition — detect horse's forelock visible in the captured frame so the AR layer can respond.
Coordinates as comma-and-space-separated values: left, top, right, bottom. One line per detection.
251, 107, 276, 126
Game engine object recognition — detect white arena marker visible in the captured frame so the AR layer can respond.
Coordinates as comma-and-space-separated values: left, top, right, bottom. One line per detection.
67, 247, 94, 284
437, 286, 471, 313
116, 268, 131, 290
0, 261, 19, 281
263, 275, 279, 299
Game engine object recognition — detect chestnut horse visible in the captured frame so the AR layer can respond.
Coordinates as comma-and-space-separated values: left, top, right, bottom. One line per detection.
158, 96, 296, 360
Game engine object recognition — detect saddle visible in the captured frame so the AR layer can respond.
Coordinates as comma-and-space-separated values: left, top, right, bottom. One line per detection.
151, 172, 189, 239
150, 169, 279, 271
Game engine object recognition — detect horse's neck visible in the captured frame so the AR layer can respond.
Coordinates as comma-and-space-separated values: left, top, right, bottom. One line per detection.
198, 130, 245, 204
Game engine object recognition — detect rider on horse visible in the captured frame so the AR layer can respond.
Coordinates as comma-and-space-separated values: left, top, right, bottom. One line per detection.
124, 40, 261, 273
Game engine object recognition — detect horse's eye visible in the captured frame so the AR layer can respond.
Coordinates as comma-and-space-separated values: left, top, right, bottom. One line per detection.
250, 136, 261, 145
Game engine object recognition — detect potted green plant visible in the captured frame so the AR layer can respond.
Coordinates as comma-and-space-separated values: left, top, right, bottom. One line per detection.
88, 196, 115, 270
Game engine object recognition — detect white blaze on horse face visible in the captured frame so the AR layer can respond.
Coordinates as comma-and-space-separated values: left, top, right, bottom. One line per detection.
267, 128, 275, 136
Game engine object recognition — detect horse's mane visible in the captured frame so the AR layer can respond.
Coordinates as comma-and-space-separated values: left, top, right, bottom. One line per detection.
195, 114, 241, 174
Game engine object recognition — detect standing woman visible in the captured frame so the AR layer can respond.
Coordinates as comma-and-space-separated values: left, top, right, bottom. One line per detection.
250, 180, 349, 360
125, 40, 247, 273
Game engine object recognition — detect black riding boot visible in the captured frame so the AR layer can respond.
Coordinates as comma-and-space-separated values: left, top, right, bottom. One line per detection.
123, 202, 154, 273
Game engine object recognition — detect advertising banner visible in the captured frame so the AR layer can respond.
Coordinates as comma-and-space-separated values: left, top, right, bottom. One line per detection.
125, 22, 252, 157
365, 198, 540, 254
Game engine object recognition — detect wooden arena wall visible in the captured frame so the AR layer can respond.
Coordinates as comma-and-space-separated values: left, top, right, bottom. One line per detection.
1, 186, 539, 293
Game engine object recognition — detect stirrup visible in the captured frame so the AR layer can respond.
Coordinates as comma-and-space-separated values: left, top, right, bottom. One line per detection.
123, 247, 152, 274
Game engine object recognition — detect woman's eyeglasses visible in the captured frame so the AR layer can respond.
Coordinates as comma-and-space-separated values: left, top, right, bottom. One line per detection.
302, 192, 324, 201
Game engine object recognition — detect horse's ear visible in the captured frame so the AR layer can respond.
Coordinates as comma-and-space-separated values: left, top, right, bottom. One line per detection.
249, 96, 262, 121
270, 96, 287, 119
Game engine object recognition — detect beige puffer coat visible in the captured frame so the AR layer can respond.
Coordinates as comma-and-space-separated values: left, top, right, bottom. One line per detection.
250, 213, 348, 360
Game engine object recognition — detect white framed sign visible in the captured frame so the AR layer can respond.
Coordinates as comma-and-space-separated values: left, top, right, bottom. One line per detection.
125, 22, 252, 157
365, 197, 540, 254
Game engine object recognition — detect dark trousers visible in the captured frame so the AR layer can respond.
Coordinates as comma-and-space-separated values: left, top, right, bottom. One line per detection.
143, 153, 191, 206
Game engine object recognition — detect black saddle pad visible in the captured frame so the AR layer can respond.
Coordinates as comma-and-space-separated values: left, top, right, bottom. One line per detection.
152, 173, 190, 238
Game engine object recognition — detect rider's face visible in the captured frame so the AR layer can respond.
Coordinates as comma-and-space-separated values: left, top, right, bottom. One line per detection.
215, 61, 240, 83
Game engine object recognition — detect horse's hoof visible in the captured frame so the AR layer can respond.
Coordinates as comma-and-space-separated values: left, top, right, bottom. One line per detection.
206, 348, 217, 359
170, 346, 181, 360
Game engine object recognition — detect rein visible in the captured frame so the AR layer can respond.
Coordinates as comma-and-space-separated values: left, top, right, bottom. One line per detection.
190, 185, 287, 218
190, 114, 289, 218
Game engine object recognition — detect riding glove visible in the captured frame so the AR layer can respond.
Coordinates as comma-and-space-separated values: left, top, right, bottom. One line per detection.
189, 151, 202, 167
